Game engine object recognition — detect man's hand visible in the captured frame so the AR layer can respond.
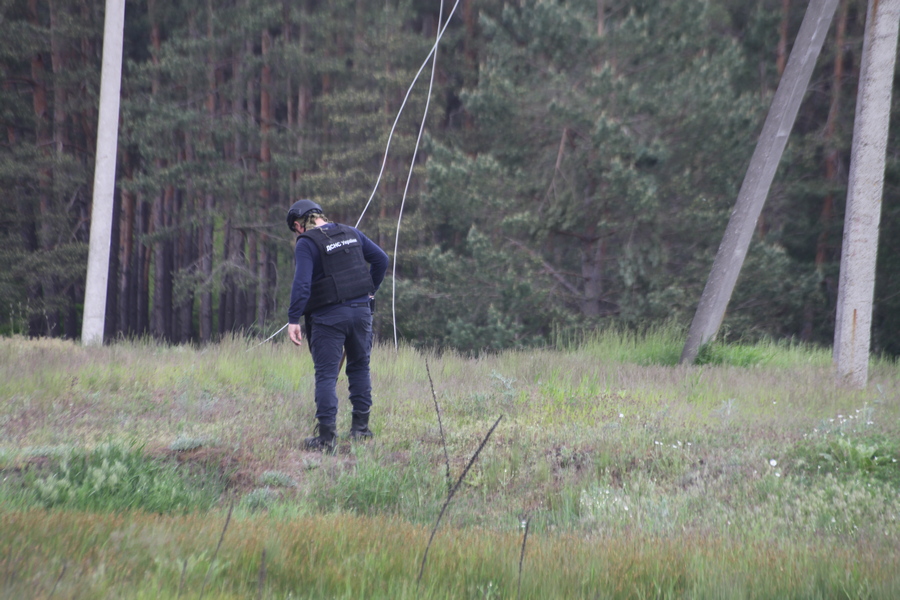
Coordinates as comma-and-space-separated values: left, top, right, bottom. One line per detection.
288, 323, 303, 346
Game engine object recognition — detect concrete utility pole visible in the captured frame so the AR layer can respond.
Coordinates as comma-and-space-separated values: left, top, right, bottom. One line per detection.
833, 0, 900, 388
680, 0, 839, 364
81, 0, 126, 346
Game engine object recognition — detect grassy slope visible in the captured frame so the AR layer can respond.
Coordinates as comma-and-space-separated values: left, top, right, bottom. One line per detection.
1, 332, 899, 598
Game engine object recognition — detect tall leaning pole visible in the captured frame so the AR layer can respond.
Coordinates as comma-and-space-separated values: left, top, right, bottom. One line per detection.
833, 0, 900, 388
679, 0, 839, 364
81, 0, 126, 346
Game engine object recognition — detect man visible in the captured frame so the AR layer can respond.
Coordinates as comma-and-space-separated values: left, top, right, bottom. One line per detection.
286, 199, 389, 452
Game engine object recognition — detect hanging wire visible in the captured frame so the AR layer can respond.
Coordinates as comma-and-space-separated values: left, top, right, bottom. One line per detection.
245, 322, 289, 351
391, 0, 444, 349
355, 0, 461, 229
262, 0, 458, 346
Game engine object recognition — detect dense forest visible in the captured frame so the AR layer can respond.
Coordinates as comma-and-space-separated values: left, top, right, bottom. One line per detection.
1, 0, 899, 355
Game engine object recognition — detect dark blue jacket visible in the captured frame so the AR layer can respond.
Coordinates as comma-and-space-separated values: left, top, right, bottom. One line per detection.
289, 223, 388, 324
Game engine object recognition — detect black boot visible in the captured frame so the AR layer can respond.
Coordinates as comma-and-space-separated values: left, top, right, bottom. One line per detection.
304, 422, 336, 452
349, 412, 374, 440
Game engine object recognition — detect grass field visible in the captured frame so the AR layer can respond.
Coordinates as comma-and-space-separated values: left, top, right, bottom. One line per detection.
1, 330, 899, 598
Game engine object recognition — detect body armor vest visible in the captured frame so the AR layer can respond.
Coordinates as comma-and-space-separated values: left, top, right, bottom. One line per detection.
300, 224, 375, 314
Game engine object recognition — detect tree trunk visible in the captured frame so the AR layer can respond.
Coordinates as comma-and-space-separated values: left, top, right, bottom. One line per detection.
580, 235, 605, 317
105, 186, 121, 341
834, 0, 900, 388
18, 196, 43, 336
817, 0, 849, 268
152, 185, 174, 341
3, 69, 16, 144
29, 0, 59, 336
138, 198, 151, 334
219, 219, 234, 335
78, 0, 97, 158
257, 28, 273, 330
118, 162, 136, 336
175, 186, 195, 343
283, 0, 297, 199
234, 229, 248, 333
199, 0, 216, 342
777, 0, 791, 76
597, 0, 606, 37
148, 1, 174, 342
296, 0, 311, 192
463, 0, 477, 130
49, 0, 68, 156
50, 0, 79, 339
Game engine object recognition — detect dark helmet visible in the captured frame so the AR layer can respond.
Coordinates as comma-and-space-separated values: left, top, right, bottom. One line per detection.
286, 199, 322, 232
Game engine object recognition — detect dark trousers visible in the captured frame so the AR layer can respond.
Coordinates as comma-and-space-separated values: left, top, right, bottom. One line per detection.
308, 303, 373, 427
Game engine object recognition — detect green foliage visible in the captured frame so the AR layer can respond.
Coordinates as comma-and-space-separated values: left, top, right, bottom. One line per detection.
568, 322, 686, 365
311, 443, 442, 518
3, 443, 223, 514
415, 0, 771, 352
696, 340, 775, 367
240, 487, 282, 512
785, 434, 900, 488
394, 225, 566, 354
259, 470, 297, 488
3, 0, 900, 356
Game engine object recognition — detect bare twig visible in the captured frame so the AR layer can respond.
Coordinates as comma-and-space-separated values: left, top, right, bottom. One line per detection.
3, 549, 23, 595
425, 357, 452, 495
256, 548, 267, 600
47, 563, 66, 599
506, 239, 581, 296
516, 516, 531, 600
175, 559, 188, 600
198, 501, 234, 600
416, 415, 503, 592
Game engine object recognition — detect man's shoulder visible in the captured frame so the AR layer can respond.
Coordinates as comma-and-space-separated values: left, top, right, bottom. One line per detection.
329, 223, 372, 241
304, 222, 355, 235
329, 222, 357, 234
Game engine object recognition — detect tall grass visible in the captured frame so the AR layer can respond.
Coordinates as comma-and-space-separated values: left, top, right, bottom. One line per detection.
0, 509, 897, 599
1, 332, 899, 597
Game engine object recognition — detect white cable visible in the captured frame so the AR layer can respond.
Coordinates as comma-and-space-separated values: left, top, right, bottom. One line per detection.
245, 321, 289, 351
356, 0, 462, 229
391, 0, 443, 349
260, 2, 457, 349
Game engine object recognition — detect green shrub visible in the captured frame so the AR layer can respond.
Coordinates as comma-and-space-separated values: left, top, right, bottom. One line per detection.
259, 470, 297, 488
785, 434, 900, 487
14, 443, 223, 513
696, 341, 774, 367
240, 487, 281, 511
311, 444, 441, 518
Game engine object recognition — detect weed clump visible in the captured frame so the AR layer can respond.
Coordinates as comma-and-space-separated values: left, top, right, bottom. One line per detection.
7, 443, 223, 513
784, 434, 900, 487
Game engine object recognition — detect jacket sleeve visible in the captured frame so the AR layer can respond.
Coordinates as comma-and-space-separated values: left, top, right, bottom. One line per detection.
288, 238, 316, 324
359, 230, 389, 292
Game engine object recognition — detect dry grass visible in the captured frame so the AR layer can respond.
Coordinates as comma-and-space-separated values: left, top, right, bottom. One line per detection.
1, 334, 899, 597
1, 508, 897, 599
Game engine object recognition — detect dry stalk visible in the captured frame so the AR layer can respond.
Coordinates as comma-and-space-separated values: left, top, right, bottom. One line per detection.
198, 500, 234, 600
416, 414, 503, 592
256, 548, 267, 600
47, 562, 66, 599
425, 357, 452, 494
3, 549, 23, 595
516, 516, 530, 600
175, 558, 188, 600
